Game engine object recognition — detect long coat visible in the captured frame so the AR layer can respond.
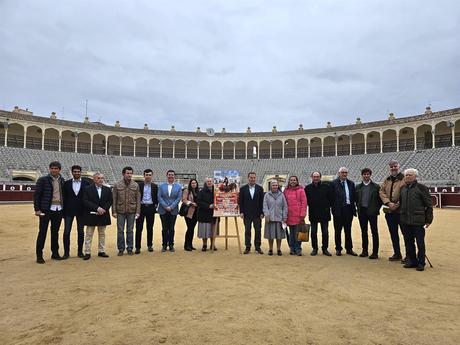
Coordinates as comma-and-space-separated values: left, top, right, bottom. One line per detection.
400, 181, 433, 226
283, 185, 307, 226
263, 191, 288, 222
82, 184, 113, 226
305, 181, 333, 222
331, 178, 357, 217
197, 186, 215, 223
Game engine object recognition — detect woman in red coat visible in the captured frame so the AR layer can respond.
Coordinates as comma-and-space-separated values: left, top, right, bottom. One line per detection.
283, 176, 307, 256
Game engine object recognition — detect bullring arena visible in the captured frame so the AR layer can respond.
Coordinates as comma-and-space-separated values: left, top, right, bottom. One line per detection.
1, 106, 460, 344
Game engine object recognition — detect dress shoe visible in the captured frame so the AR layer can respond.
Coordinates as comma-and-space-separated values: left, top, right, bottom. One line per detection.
388, 254, 402, 261
161, 246, 167, 252
359, 252, 368, 258
310, 249, 318, 256
336, 250, 342, 256
98, 252, 109, 258
169, 246, 175, 252
202, 245, 207, 252
135, 249, 141, 255
78, 252, 84, 258
296, 251, 303, 256
213, 246, 217, 251
277, 250, 282, 256
369, 254, 378, 260
255, 248, 264, 255
323, 249, 332, 256
289, 250, 295, 255
148, 246, 153, 252
346, 250, 358, 256
268, 250, 273, 256
36, 257, 45, 264
117, 251, 124, 256
51, 254, 63, 260
403, 263, 418, 268
191, 246, 197, 251
83, 254, 91, 260
184, 247, 192, 251
416, 264, 425, 271
127, 250, 134, 256
401, 257, 408, 264
243, 247, 250, 254
62, 254, 69, 260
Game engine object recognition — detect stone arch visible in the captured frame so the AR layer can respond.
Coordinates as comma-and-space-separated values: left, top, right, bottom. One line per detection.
187, 140, 198, 159
455, 119, 460, 146
107, 135, 120, 155
7, 123, 24, 148
399, 127, 414, 151
199, 140, 210, 159
93, 134, 106, 154
162, 139, 174, 158
235, 141, 245, 159
175, 139, 186, 158
135, 137, 148, 157
434, 121, 452, 148
297, 138, 308, 158
149, 138, 160, 157
310, 137, 322, 157
247, 141, 258, 159
44, 128, 59, 151
77, 132, 91, 154
351, 133, 365, 155
323, 136, 335, 157
271, 140, 282, 159
337, 134, 350, 156
284, 139, 295, 158
259, 140, 270, 159
366, 131, 380, 154
223, 141, 234, 159
211, 141, 222, 159
416, 124, 432, 150
61, 130, 76, 152
382, 129, 397, 153
121, 136, 134, 156
25, 125, 42, 149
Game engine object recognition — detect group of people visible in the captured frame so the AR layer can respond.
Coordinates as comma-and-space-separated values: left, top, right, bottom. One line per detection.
33, 160, 433, 271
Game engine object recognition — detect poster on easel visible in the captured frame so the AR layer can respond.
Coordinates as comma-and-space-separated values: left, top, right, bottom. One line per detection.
213, 170, 240, 217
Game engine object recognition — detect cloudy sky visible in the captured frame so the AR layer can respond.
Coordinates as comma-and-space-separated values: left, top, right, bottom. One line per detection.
0, 0, 459, 132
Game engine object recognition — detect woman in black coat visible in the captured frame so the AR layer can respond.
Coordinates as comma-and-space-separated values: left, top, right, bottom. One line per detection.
196, 178, 219, 251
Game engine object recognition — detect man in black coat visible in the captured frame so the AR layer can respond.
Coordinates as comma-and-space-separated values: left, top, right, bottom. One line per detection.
331, 167, 357, 256
355, 168, 382, 259
135, 169, 158, 254
305, 171, 333, 257
34, 161, 65, 264
62, 165, 89, 259
81, 172, 113, 260
239, 172, 264, 254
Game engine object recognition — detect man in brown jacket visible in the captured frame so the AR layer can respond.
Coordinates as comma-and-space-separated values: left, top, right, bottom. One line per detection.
113, 166, 140, 256
379, 160, 406, 262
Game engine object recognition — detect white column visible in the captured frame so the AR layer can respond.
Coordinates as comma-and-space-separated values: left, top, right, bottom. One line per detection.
221, 142, 224, 159
294, 140, 297, 158
90, 134, 94, 154
4, 127, 8, 147
414, 130, 417, 151
105, 136, 108, 155
244, 142, 247, 159
269, 141, 272, 159
431, 129, 435, 149
159, 140, 163, 158
59, 133, 62, 152
184, 141, 188, 159
134, 139, 137, 157
349, 135, 352, 155
197, 141, 200, 159
41, 130, 45, 150
452, 126, 455, 147
307, 140, 310, 158
334, 137, 338, 156
282, 141, 285, 158
364, 134, 367, 154
379, 132, 383, 153
321, 138, 324, 157
209, 143, 211, 159
396, 132, 400, 152
173, 140, 176, 158
74, 133, 78, 153
233, 142, 236, 159
23, 128, 27, 148
147, 141, 150, 157
119, 137, 122, 156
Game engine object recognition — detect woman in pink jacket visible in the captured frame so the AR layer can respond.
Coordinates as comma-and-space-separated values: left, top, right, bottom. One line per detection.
283, 176, 307, 256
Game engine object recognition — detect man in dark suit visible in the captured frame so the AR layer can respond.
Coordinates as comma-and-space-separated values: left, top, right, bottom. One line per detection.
82, 172, 113, 260
34, 161, 65, 264
62, 165, 89, 259
239, 172, 264, 254
135, 169, 158, 254
331, 167, 357, 256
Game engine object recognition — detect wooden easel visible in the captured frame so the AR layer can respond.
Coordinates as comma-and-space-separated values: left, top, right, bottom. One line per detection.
211, 216, 242, 254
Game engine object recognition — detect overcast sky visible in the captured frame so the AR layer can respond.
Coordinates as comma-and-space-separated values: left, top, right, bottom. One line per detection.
0, 0, 459, 132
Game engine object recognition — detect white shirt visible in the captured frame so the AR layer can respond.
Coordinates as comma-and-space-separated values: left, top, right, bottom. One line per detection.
167, 183, 173, 197
96, 186, 102, 198
50, 204, 62, 211
363, 180, 371, 186
72, 179, 81, 195
341, 180, 350, 205
249, 185, 255, 199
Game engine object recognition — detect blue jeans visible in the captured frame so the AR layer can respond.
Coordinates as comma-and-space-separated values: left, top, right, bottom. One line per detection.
117, 213, 135, 251
288, 225, 302, 254
63, 215, 85, 255
385, 213, 404, 256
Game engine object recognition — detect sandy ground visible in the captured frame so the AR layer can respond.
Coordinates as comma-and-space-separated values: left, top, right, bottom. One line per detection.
0, 204, 459, 345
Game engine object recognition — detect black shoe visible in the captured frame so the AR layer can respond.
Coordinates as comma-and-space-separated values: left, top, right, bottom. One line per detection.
202, 245, 207, 252
346, 250, 358, 256
77, 252, 84, 258
184, 247, 192, 251
416, 264, 425, 271
213, 246, 217, 251
98, 252, 109, 258
36, 257, 45, 264
255, 248, 264, 255
336, 250, 342, 256
277, 250, 282, 256
401, 257, 408, 264
268, 250, 273, 256
127, 250, 133, 256
369, 254, 378, 260
117, 250, 124, 256
148, 246, 154, 252
389, 254, 402, 261
359, 252, 368, 258
83, 254, 91, 260
290, 251, 295, 255
311, 249, 318, 256
51, 254, 62, 261
191, 246, 197, 250
62, 254, 69, 260
135, 249, 141, 255
296, 251, 303, 256
403, 263, 418, 268
169, 246, 175, 252
323, 249, 332, 256
243, 247, 250, 254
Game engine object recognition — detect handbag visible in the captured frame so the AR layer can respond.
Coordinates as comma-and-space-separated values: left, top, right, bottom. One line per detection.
179, 203, 190, 217
297, 222, 310, 242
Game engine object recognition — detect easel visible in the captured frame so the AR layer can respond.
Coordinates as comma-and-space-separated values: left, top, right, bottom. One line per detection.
210, 216, 242, 254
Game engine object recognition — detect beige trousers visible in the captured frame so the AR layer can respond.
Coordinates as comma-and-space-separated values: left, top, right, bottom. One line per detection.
85, 226, 106, 254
